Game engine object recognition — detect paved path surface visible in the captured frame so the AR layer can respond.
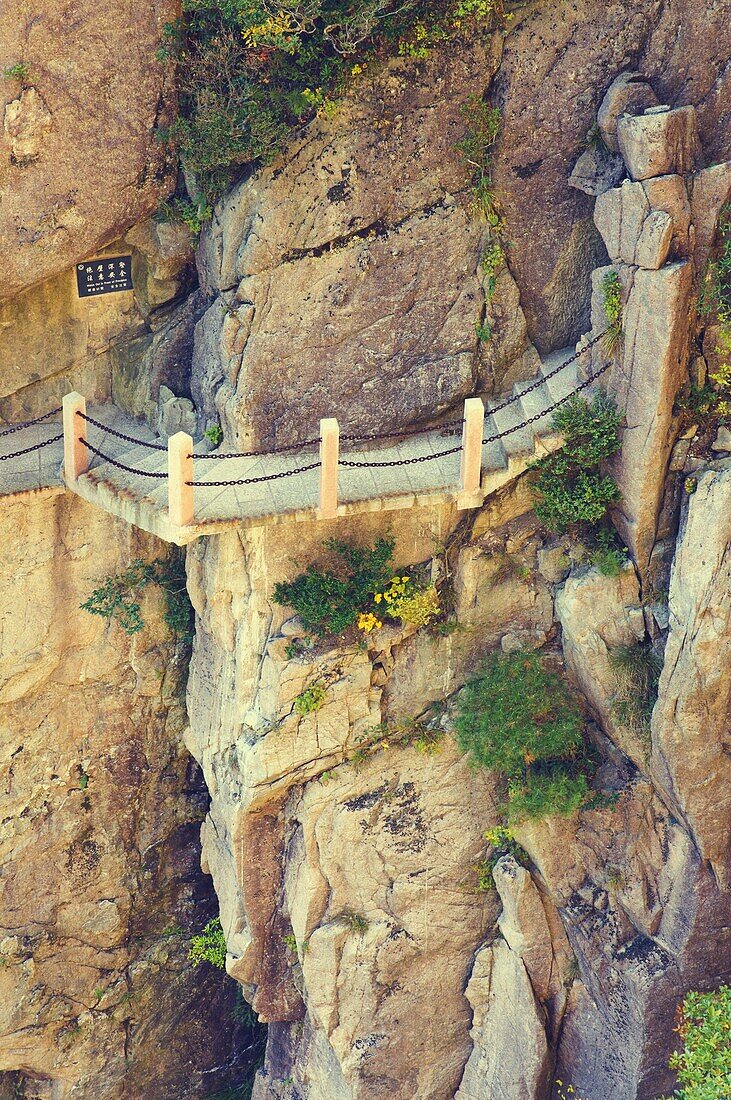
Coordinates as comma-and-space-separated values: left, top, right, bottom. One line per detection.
0, 346, 591, 543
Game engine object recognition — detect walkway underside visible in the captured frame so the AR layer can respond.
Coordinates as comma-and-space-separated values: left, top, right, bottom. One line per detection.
0, 345, 598, 544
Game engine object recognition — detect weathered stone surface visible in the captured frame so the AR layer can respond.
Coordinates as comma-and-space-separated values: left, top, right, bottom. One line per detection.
556, 565, 647, 767
489, 0, 730, 352
3, 87, 52, 162
157, 385, 197, 439
0, 2, 176, 301
712, 426, 731, 451
282, 742, 499, 1099
617, 105, 700, 182
200, 201, 484, 447
455, 940, 551, 1100
0, 225, 195, 426
642, 174, 692, 258
0, 494, 250, 1097
651, 463, 731, 886
568, 146, 626, 197
601, 260, 693, 573
594, 181, 676, 268
597, 72, 660, 153
690, 161, 731, 279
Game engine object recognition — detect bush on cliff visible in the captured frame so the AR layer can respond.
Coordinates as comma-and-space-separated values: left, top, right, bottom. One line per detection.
159, 0, 508, 199
530, 392, 621, 532
660, 986, 731, 1100
455, 650, 590, 822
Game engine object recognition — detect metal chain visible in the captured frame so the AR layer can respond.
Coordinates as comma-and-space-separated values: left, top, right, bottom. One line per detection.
0, 433, 63, 462
338, 358, 611, 470
488, 329, 607, 419
482, 359, 612, 444
194, 331, 606, 461
77, 410, 168, 451
79, 438, 169, 478
188, 461, 321, 487
0, 406, 62, 439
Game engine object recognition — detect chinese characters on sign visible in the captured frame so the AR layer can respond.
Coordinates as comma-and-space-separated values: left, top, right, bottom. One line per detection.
76, 256, 133, 297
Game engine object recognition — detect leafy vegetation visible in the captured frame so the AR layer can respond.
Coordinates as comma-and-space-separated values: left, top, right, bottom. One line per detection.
204, 422, 224, 446
2, 61, 30, 84
609, 641, 662, 741
273, 539, 441, 639
530, 392, 622, 532
660, 986, 731, 1100
457, 96, 502, 225
590, 527, 629, 577
157, 195, 213, 235
189, 917, 227, 969
698, 204, 731, 421
471, 825, 529, 890
341, 909, 369, 933
601, 269, 623, 358
293, 680, 327, 715
273, 537, 395, 636
160, 0, 507, 201
455, 650, 590, 822
81, 555, 193, 638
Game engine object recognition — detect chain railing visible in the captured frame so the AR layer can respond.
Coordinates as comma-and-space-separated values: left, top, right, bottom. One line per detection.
0, 407, 63, 471
18, 330, 610, 529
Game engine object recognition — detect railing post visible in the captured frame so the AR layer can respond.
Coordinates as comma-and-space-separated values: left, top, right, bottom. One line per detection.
318, 417, 339, 520
168, 432, 194, 528
456, 397, 485, 510
63, 392, 89, 483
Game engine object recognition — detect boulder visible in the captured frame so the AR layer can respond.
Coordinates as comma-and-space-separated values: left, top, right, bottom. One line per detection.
617, 105, 701, 182
597, 72, 660, 153
642, 175, 692, 258
712, 426, 731, 451
594, 181, 677, 268
690, 162, 731, 279
568, 146, 626, 197
0, 0, 177, 300
556, 565, 646, 765
156, 385, 197, 440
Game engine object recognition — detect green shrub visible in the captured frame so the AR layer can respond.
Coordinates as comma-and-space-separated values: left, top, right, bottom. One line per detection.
2, 62, 30, 83
293, 681, 327, 715
457, 97, 502, 225
272, 538, 395, 636
81, 554, 193, 638
601, 270, 624, 357
506, 771, 589, 824
189, 917, 227, 969
161, 1, 505, 201
341, 909, 369, 933
660, 986, 731, 1100
204, 423, 224, 447
473, 825, 529, 889
590, 527, 628, 577
530, 392, 622, 532
455, 650, 589, 820
698, 205, 731, 420
157, 195, 212, 235
609, 641, 662, 738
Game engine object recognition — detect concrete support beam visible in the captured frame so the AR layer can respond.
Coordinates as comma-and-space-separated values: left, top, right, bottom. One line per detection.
319, 418, 340, 520
457, 397, 485, 510
168, 431, 194, 528
62, 391, 89, 483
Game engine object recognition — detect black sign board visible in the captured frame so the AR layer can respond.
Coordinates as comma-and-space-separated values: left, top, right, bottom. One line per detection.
76, 256, 133, 297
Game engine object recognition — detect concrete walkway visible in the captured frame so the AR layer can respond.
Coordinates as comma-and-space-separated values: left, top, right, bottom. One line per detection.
0, 346, 589, 543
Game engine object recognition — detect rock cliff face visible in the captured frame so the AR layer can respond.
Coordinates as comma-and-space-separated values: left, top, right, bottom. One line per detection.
0, 2, 730, 1098
0, 0, 176, 301
0, 493, 251, 1098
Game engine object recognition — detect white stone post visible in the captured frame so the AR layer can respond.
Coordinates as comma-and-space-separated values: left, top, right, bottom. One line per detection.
457, 397, 485, 510
63, 392, 90, 483
168, 432, 194, 528
318, 418, 339, 520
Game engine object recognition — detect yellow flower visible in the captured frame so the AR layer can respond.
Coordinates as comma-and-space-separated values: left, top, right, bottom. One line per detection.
401, 576, 410, 582
374, 593, 382, 603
